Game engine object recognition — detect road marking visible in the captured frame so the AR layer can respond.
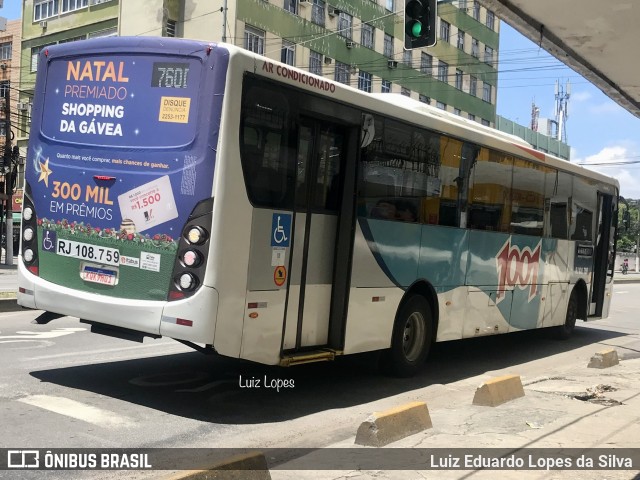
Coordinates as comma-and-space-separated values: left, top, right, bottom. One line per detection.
24, 341, 186, 361
18, 395, 134, 428
0, 327, 85, 341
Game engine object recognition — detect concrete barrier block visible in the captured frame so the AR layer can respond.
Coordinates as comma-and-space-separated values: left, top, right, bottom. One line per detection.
588, 349, 619, 369
355, 401, 433, 447
167, 452, 271, 480
472, 374, 525, 407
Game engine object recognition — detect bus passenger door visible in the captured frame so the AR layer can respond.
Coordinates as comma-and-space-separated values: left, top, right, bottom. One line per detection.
589, 193, 615, 318
282, 119, 353, 352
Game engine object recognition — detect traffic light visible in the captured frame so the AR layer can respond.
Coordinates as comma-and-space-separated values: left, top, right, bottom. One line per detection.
404, 0, 437, 49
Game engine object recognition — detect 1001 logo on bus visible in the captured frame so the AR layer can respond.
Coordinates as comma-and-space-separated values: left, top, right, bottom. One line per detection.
495, 239, 542, 304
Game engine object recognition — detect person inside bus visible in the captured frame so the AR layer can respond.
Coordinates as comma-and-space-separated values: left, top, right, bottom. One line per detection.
371, 199, 397, 220
395, 199, 418, 222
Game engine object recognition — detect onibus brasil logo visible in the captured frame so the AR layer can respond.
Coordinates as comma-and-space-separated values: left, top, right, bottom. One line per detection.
495, 238, 542, 304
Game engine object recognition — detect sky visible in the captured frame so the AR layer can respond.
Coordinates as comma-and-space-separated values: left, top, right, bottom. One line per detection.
3, 2, 640, 198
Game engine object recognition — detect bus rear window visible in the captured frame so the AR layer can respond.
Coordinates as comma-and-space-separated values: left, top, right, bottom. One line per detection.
41, 55, 202, 148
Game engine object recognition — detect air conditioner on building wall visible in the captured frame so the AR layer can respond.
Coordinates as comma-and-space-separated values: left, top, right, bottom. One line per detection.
328, 7, 340, 17
299, 0, 311, 6
17, 103, 28, 111
346, 41, 354, 48
39, 21, 47, 28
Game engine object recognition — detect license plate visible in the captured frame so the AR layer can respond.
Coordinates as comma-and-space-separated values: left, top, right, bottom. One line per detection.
80, 263, 118, 286
56, 238, 120, 266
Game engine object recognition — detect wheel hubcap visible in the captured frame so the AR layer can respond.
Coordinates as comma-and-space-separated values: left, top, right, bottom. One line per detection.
402, 312, 426, 362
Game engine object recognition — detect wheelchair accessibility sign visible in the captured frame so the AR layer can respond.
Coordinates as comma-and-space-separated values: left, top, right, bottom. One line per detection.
271, 213, 291, 247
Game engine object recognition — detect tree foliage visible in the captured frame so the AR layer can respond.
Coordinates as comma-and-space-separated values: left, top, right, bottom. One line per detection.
617, 200, 640, 252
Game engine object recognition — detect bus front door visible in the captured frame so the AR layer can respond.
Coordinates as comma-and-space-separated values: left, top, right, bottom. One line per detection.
282, 120, 349, 352
589, 193, 615, 318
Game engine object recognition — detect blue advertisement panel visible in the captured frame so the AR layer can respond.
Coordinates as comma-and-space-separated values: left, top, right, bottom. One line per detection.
25, 40, 227, 300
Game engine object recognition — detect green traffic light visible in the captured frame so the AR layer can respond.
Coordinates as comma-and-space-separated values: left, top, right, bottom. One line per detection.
411, 21, 423, 38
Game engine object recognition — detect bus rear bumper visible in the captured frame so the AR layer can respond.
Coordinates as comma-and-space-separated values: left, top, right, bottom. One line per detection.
17, 259, 218, 345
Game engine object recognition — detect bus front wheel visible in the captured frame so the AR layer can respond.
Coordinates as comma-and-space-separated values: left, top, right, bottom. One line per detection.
386, 295, 433, 377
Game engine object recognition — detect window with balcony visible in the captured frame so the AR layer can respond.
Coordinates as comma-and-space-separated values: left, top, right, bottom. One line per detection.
471, 38, 479, 58
245, 26, 265, 55
437, 61, 448, 82
469, 75, 477, 96
281, 41, 295, 66
62, 0, 88, 13
358, 71, 372, 92
455, 69, 463, 90
440, 20, 450, 43
338, 12, 353, 39
472, 1, 480, 20
483, 83, 492, 102
403, 50, 412, 66
361, 23, 374, 49
383, 33, 393, 58
486, 10, 495, 30
420, 52, 432, 75
457, 30, 465, 50
484, 46, 494, 66
309, 50, 323, 76
0, 42, 11, 61
335, 61, 351, 85
312, 0, 325, 26
284, 0, 298, 15
34, 0, 59, 21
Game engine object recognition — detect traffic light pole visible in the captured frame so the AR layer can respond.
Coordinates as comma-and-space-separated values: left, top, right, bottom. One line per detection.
3, 82, 13, 265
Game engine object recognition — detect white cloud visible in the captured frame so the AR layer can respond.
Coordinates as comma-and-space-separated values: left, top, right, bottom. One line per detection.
572, 90, 592, 102
574, 145, 640, 199
588, 102, 625, 115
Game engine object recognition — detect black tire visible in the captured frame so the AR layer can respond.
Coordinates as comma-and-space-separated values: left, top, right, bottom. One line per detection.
554, 289, 578, 340
386, 295, 433, 377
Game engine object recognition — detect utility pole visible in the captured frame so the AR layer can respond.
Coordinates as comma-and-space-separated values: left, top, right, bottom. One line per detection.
3, 79, 12, 265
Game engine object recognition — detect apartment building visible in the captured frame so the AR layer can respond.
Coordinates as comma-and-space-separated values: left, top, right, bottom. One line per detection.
119, 0, 500, 125
18, 0, 119, 150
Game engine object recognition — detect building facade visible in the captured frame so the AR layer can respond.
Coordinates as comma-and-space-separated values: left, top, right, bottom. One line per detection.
18, 0, 119, 154
0, 18, 23, 248
119, 0, 500, 126
496, 115, 571, 160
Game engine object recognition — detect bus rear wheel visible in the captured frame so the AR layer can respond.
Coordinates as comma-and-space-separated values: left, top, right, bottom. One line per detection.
386, 294, 433, 377
554, 289, 578, 340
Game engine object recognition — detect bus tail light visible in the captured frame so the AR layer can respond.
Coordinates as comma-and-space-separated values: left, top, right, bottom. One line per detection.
21, 184, 40, 276
167, 198, 213, 301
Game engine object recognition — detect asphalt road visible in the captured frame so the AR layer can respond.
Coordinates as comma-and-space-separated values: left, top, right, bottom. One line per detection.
0, 284, 639, 479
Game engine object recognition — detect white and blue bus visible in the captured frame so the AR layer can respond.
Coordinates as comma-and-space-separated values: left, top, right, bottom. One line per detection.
18, 38, 619, 376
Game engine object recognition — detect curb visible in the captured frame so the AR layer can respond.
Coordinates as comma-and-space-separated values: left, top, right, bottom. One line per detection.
588, 348, 619, 369
0, 297, 21, 313
164, 452, 271, 480
355, 401, 433, 447
472, 374, 525, 407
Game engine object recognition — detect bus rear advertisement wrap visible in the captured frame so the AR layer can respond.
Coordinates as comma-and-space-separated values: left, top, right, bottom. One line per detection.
27, 48, 215, 301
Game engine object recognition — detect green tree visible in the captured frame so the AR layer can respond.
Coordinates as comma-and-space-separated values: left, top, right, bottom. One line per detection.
617, 200, 640, 252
